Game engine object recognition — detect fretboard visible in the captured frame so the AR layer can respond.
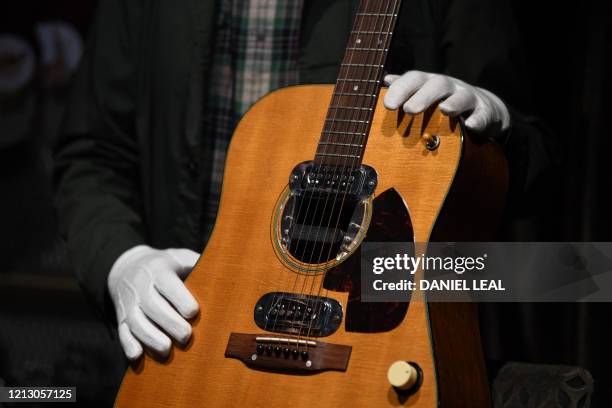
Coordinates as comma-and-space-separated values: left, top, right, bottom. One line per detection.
315, 0, 403, 167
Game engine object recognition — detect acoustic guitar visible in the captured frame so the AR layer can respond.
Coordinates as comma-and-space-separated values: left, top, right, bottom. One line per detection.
115, 0, 507, 406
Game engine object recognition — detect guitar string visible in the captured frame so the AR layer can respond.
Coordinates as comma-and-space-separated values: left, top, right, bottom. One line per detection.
283, 0, 375, 348
310, 0, 401, 337
296, 0, 389, 350
297, 0, 391, 349
302, 0, 401, 348
263, 0, 400, 351
290, 0, 380, 351
296, 0, 397, 350
266, 0, 370, 347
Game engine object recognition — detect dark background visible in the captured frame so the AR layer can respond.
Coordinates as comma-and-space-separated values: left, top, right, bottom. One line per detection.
0, 0, 610, 406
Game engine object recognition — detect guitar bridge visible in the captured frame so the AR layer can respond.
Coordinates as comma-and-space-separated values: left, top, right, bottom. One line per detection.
225, 333, 351, 373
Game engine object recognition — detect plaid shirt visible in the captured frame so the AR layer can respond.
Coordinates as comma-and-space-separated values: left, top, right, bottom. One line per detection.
202, 0, 304, 241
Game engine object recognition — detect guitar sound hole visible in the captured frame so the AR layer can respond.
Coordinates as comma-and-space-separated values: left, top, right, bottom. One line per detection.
287, 192, 358, 264
273, 162, 377, 270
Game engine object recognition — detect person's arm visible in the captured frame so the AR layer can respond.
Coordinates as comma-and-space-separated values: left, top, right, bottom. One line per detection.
54, 0, 146, 316
54, 0, 199, 361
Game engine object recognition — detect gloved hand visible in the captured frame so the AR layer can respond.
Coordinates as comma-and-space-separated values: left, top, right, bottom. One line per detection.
108, 245, 200, 360
384, 70, 510, 133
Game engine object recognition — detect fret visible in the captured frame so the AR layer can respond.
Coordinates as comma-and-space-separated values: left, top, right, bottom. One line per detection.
337, 79, 380, 83
346, 47, 389, 52
315, 152, 361, 159
329, 106, 373, 111
356, 13, 397, 17
340, 63, 384, 68
322, 130, 366, 136
351, 31, 392, 35
334, 92, 376, 97
325, 118, 369, 124
319, 142, 364, 148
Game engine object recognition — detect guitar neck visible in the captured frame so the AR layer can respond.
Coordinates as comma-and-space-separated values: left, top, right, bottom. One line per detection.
315, 0, 403, 167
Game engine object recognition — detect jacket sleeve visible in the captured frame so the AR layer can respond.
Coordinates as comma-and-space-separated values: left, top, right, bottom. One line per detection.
54, 0, 146, 316
436, 0, 561, 211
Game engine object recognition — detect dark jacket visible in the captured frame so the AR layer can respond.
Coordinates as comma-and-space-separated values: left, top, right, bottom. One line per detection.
54, 0, 556, 315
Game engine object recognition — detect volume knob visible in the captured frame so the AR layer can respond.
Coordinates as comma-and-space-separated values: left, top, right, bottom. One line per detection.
387, 361, 419, 391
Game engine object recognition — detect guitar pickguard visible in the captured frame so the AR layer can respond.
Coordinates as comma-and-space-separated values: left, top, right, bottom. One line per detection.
324, 187, 415, 333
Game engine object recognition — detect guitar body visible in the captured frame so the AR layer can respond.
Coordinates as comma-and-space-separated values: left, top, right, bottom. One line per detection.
114, 85, 507, 407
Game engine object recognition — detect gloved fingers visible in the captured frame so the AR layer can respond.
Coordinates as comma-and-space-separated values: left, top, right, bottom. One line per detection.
118, 322, 143, 360
464, 104, 492, 132
476, 87, 511, 131
402, 75, 455, 114
126, 308, 172, 356
166, 248, 200, 278
383, 74, 400, 86
155, 271, 200, 319
141, 288, 193, 344
438, 88, 477, 116
383, 71, 430, 110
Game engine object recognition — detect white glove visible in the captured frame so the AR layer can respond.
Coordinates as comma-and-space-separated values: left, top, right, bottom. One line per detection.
384, 70, 510, 133
108, 245, 200, 360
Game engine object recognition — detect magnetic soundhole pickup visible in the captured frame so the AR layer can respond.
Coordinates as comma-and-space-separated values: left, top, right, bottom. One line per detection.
253, 292, 343, 337
225, 333, 351, 373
